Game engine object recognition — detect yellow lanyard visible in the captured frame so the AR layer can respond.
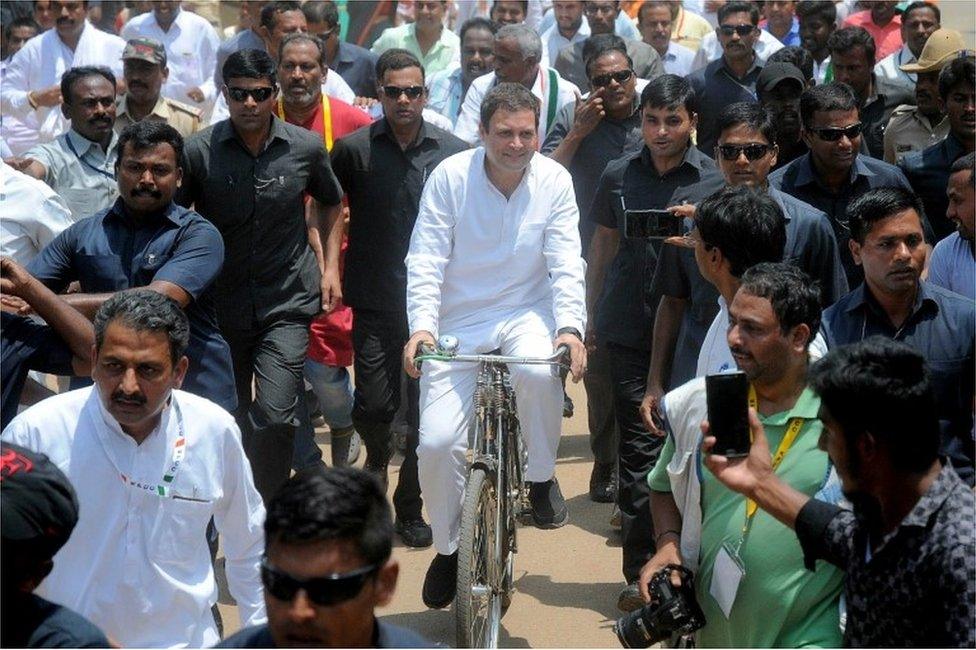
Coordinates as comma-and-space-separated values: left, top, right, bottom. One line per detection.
744, 385, 805, 521
277, 93, 333, 151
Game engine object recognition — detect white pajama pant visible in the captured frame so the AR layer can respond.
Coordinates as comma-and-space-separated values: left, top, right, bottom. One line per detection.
417, 309, 564, 555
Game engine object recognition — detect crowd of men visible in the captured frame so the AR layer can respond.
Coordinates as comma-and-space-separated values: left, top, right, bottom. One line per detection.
0, 0, 973, 648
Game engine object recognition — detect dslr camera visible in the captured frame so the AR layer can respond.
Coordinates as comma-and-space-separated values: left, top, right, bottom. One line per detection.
614, 565, 705, 648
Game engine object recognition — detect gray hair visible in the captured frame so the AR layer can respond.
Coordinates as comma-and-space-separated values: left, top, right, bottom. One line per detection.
495, 23, 542, 64
93, 289, 190, 366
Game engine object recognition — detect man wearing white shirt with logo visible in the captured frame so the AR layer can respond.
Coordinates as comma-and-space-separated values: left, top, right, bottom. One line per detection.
541, 0, 591, 66
0, 0, 124, 154
403, 83, 587, 609
2, 289, 266, 648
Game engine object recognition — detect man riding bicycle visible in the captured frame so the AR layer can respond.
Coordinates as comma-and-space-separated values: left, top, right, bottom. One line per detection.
402, 82, 587, 610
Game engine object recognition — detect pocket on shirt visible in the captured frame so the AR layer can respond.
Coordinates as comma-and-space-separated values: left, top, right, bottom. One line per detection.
515, 221, 547, 253
150, 497, 214, 569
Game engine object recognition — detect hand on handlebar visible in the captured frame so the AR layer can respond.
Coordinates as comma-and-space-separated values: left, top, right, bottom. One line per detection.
553, 332, 586, 383
403, 330, 436, 379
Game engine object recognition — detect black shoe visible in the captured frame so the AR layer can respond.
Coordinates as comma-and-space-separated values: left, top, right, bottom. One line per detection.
562, 392, 574, 418
396, 518, 433, 548
589, 461, 616, 503
528, 477, 568, 529
422, 552, 458, 609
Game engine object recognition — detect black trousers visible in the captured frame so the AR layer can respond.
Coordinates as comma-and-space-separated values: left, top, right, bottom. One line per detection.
351, 308, 423, 520
584, 343, 618, 466
607, 341, 664, 583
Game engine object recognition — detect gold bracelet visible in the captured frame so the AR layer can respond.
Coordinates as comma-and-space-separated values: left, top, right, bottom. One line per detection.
27, 91, 38, 110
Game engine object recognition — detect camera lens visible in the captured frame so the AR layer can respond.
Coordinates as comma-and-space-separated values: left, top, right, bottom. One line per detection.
614, 606, 660, 649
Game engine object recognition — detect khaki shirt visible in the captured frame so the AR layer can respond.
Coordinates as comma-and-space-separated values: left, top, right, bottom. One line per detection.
114, 94, 203, 139
883, 104, 949, 164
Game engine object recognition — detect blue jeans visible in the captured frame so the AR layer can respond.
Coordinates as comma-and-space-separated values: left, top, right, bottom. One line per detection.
293, 360, 355, 470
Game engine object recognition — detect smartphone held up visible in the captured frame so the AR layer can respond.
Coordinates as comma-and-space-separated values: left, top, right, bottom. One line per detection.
705, 371, 751, 458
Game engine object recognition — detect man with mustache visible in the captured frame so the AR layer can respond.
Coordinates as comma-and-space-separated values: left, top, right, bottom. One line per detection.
2, 289, 266, 647
426, 17, 496, 127
757, 62, 807, 169
821, 187, 975, 486
541, 1, 590, 67
873, 1, 940, 93
929, 152, 976, 300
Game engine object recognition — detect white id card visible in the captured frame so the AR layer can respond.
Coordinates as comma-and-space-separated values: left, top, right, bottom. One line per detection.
709, 544, 745, 618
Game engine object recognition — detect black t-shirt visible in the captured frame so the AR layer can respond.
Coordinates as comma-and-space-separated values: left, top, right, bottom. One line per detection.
1, 312, 74, 431
1, 593, 110, 648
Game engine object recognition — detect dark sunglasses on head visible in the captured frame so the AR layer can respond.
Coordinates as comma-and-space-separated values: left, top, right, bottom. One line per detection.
718, 143, 771, 161
810, 122, 863, 141
591, 69, 634, 88
381, 85, 424, 100
718, 24, 756, 37
227, 86, 276, 103
261, 558, 379, 606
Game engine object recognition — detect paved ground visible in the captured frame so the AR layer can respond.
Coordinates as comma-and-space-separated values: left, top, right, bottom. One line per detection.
217, 379, 628, 648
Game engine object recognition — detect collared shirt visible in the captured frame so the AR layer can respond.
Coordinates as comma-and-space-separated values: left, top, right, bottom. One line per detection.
425, 64, 466, 126
553, 37, 664, 93
671, 5, 714, 52
25, 129, 120, 221
659, 40, 696, 77
0, 313, 74, 431
218, 619, 431, 648
407, 148, 587, 336
0, 22, 126, 151
688, 57, 763, 155
0, 160, 74, 264
860, 75, 914, 160
454, 69, 580, 146
689, 28, 784, 72
795, 463, 975, 647
883, 104, 949, 164
214, 28, 264, 88
2, 387, 267, 648
120, 7, 220, 107
768, 152, 917, 287
760, 16, 801, 46
822, 281, 975, 485
208, 73, 356, 126
179, 117, 343, 324
331, 40, 378, 99
589, 145, 715, 350
541, 20, 591, 67
899, 133, 968, 242
370, 22, 460, 76
114, 93, 203, 139
929, 232, 976, 300
875, 43, 917, 92
843, 10, 903, 60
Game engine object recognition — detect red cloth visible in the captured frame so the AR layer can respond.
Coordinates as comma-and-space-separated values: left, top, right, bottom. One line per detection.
282, 95, 371, 367
842, 10, 903, 62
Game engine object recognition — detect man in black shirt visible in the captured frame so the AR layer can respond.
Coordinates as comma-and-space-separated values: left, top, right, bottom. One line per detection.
705, 337, 975, 648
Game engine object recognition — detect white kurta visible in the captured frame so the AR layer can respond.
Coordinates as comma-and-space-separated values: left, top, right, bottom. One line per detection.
0, 160, 74, 264
2, 388, 266, 649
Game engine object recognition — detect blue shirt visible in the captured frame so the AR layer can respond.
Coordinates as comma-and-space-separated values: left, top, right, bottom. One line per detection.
332, 40, 378, 99
761, 17, 801, 46
929, 231, 975, 300
1, 313, 74, 431
899, 133, 966, 242
26, 199, 237, 412
822, 282, 975, 485
425, 64, 465, 126
687, 57, 762, 156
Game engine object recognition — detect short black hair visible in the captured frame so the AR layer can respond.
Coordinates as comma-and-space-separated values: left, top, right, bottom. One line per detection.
938, 55, 975, 101
223, 48, 277, 87
260, 0, 302, 32
459, 16, 497, 42
4, 15, 39, 41
739, 262, 822, 347
796, 0, 836, 26
638, 0, 672, 25
767, 46, 815, 82
846, 186, 925, 244
718, 1, 760, 25
279, 32, 327, 68
696, 186, 786, 278
265, 467, 393, 566
950, 151, 976, 184
583, 33, 632, 77
115, 121, 184, 171
301, 0, 338, 27
480, 81, 539, 128
827, 26, 875, 64
902, 1, 940, 24
809, 337, 940, 474
60, 66, 116, 105
799, 82, 858, 129
716, 101, 777, 146
640, 73, 696, 115
375, 47, 424, 83
94, 289, 190, 366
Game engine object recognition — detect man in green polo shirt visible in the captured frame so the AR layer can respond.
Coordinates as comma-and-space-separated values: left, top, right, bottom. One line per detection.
370, 1, 460, 76
640, 262, 844, 647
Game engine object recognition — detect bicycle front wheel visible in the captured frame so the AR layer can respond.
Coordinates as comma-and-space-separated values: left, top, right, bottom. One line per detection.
456, 467, 503, 648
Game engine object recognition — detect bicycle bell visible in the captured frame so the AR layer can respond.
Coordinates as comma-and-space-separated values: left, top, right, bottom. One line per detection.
437, 334, 460, 354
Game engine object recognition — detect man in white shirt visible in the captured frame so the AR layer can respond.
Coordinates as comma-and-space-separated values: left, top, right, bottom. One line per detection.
120, 0, 221, 113
454, 24, 580, 145
637, 0, 695, 76
2, 289, 267, 648
0, 0, 125, 154
873, 1, 940, 93
0, 160, 74, 264
403, 83, 587, 609
690, 19, 783, 71
541, 0, 591, 66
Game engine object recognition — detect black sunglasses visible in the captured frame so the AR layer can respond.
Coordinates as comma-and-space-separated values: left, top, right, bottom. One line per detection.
381, 85, 424, 100
718, 24, 756, 37
261, 558, 379, 606
810, 122, 863, 141
227, 86, 276, 103
718, 143, 771, 161
591, 69, 634, 88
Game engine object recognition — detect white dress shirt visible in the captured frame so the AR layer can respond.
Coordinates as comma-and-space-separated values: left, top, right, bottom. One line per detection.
2, 388, 267, 649
660, 40, 696, 77
208, 72, 356, 125
120, 7, 221, 109
690, 28, 784, 71
453, 69, 580, 145
0, 160, 74, 264
541, 21, 590, 67
406, 148, 586, 336
0, 22, 126, 152
874, 44, 916, 91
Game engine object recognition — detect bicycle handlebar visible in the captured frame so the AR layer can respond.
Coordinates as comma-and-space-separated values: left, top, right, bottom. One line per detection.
415, 343, 570, 369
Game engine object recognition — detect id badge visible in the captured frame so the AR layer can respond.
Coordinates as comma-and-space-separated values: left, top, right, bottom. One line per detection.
709, 541, 746, 619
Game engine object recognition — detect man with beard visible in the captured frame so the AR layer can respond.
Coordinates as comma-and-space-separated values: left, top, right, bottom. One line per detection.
541, 1, 590, 67
705, 337, 975, 647
757, 62, 807, 168
426, 18, 496, 127
929, 153, 975, 300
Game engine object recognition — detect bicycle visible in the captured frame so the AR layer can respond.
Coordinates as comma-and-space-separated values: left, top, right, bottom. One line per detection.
415, 335, 570, 649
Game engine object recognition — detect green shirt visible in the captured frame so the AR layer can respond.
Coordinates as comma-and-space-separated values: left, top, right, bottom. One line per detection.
370, 23, 460, 77
649, 387, 844, 647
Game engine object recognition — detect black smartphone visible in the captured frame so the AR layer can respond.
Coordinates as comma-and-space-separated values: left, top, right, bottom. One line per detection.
624, 209, 682, 239
705, 371, 751, 458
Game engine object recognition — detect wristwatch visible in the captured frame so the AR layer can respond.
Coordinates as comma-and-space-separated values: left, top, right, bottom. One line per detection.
557, 327, 583, 341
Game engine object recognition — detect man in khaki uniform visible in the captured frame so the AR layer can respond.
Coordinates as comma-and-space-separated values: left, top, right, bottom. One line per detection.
883, 29, 965, 163
115, 38, 202, 139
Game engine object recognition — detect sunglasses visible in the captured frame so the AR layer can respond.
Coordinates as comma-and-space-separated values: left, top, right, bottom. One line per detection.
227, 86, 276, 103
718, 24, 756, 37
809, 122, 863, 141
591, 69, 634, 88
381, 85, 424, 100
718, 143, 771, 161
261, 558, 379, 606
